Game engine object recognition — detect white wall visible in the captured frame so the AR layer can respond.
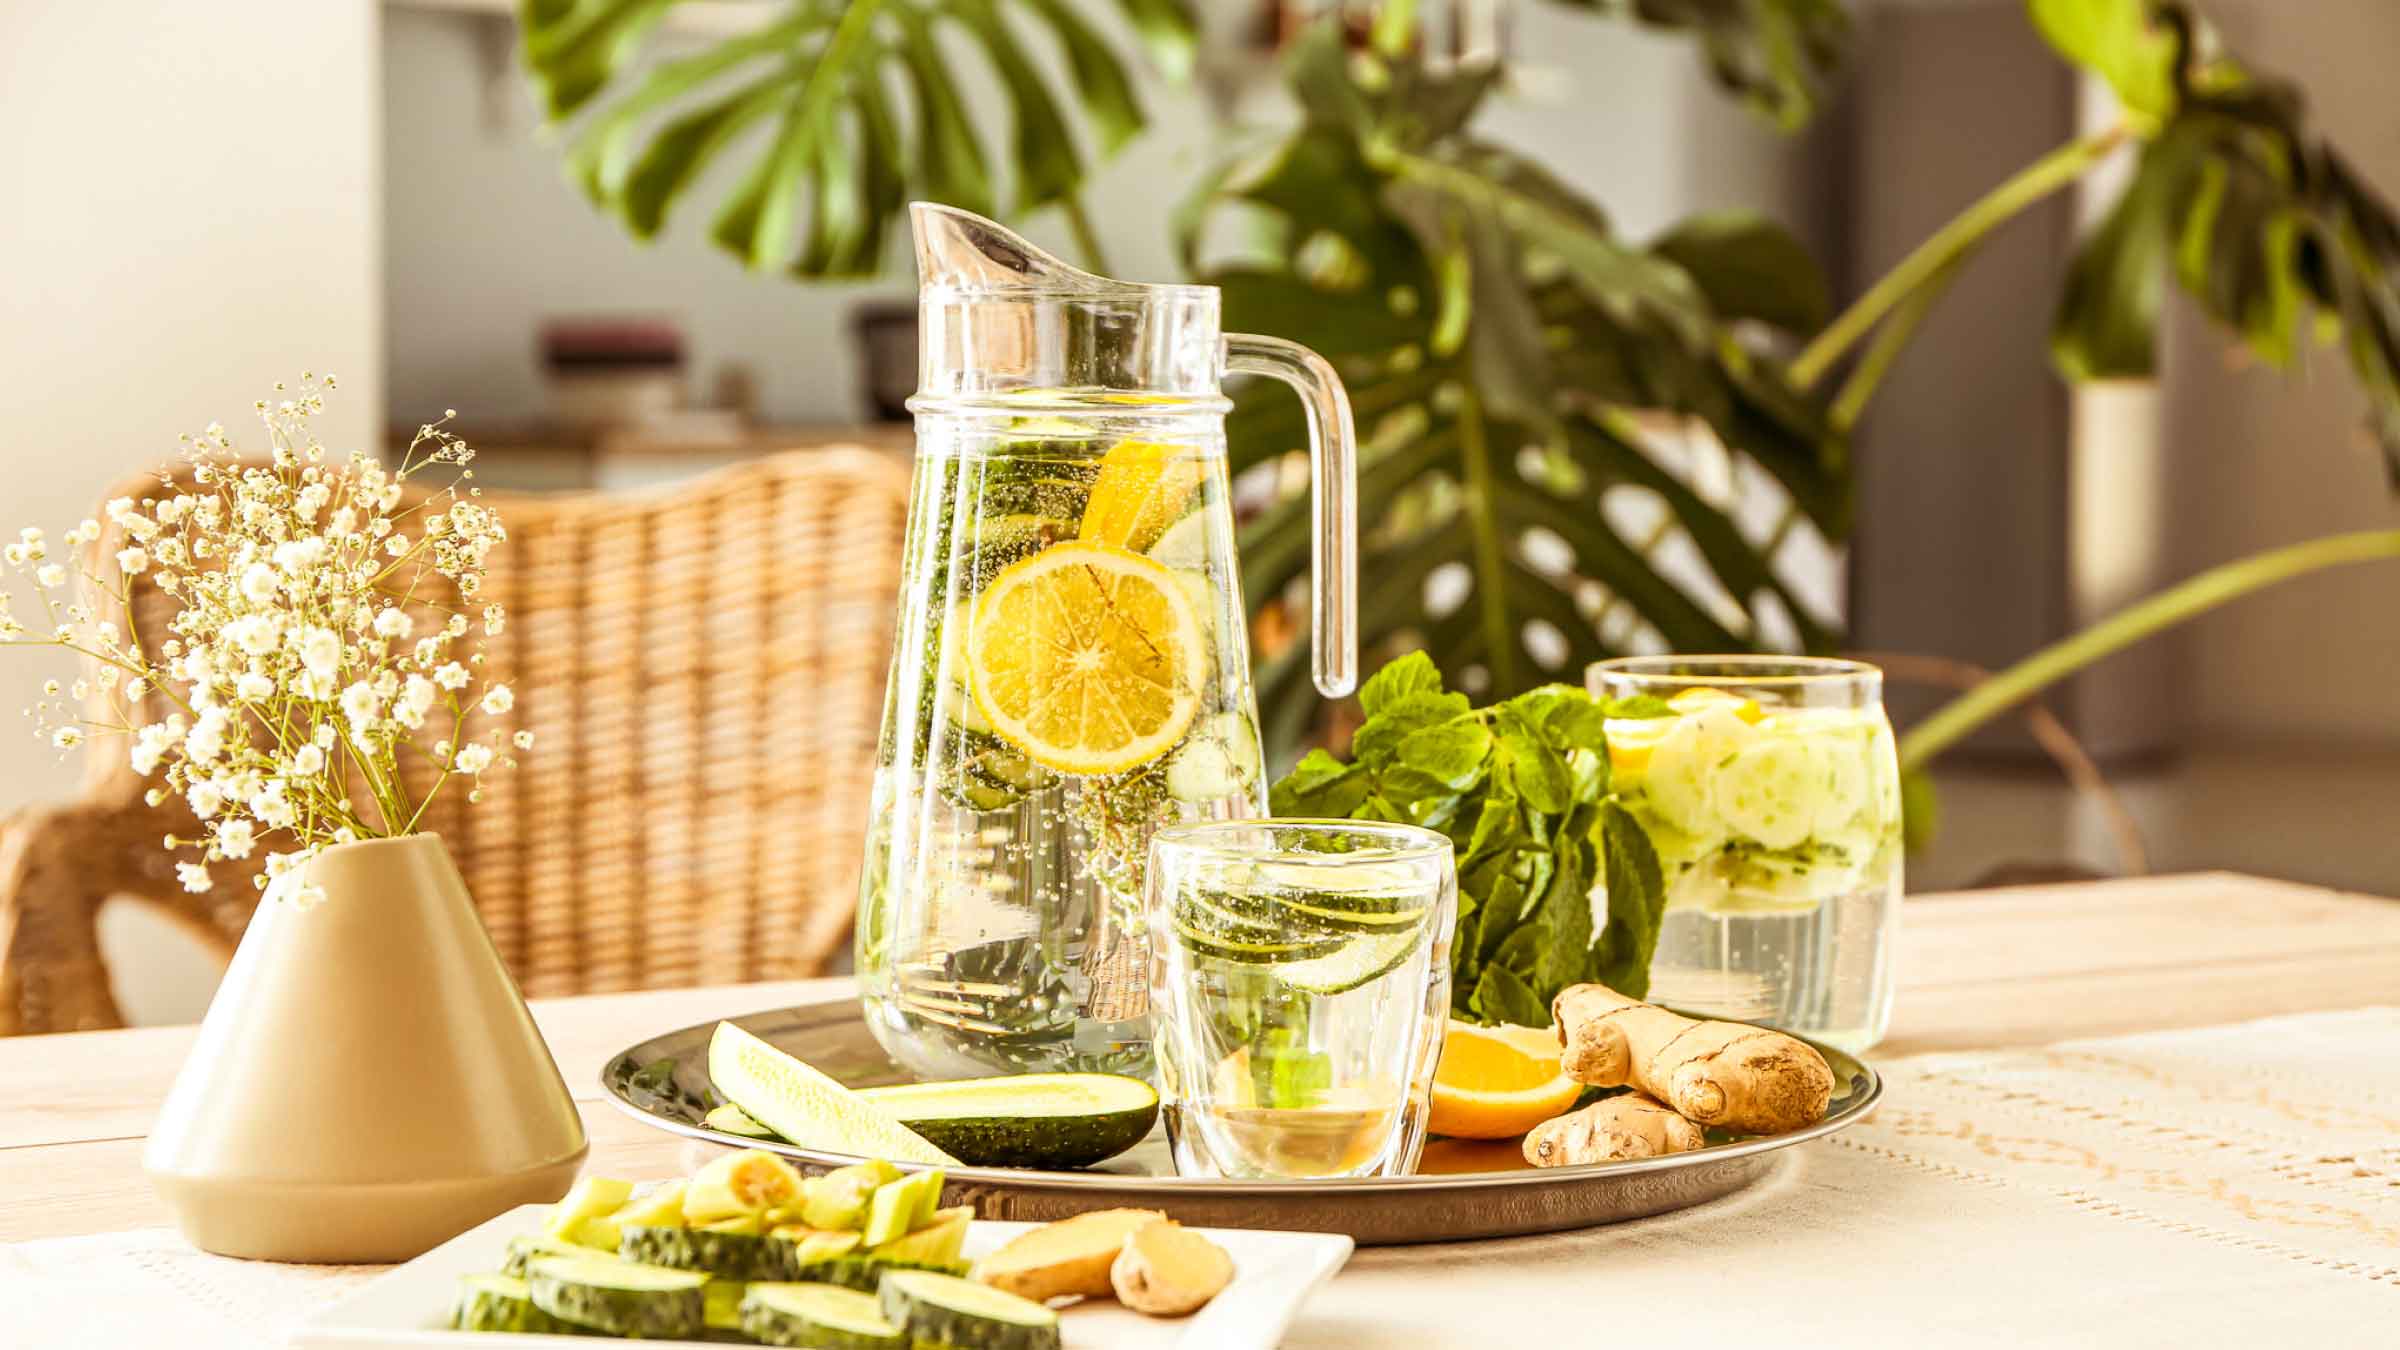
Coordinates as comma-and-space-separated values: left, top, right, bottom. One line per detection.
2163, 0, 2400, 747
0, 0, 385, 818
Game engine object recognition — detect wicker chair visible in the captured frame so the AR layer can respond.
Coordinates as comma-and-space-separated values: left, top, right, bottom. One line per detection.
0, 446, 913, 1036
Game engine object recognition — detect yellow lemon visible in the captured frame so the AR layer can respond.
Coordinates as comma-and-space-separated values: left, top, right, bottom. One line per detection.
1426, 1019, 1583, 1140
1669, 685, 1764, 723
967, 541, 1206, 775
1079, 440, 1205, 551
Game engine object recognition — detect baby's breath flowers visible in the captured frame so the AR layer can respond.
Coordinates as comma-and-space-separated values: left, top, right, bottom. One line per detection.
0, 375, 521, 902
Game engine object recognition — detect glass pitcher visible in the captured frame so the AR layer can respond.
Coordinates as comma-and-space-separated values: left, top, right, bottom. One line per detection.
856, 204, 1359, 1081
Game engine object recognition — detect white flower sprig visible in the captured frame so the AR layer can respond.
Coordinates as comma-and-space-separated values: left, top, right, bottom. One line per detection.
0, 374, 522, 903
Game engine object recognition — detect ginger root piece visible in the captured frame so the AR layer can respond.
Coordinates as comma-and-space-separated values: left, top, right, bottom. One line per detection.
1552, 983, 1834, 1135
1111, 1218, 1234, 1317
971, 1207, 1166, 1302
1523, 1093, 1704, 1166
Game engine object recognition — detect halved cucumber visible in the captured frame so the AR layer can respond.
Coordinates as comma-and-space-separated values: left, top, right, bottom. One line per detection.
709, 1022, 954, 1165
856, 1074, 1159, 1169
453, 1273, 576, 1334
743, 1282, 906, 1350
527, 1253, 710, 1338
878, 1270, 1060, 1350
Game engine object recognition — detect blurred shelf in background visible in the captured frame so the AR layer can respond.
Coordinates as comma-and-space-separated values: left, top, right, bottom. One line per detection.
397, 420, 912, 495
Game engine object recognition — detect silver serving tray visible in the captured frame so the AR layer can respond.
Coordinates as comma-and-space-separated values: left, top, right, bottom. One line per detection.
599, 999, 1880, 1246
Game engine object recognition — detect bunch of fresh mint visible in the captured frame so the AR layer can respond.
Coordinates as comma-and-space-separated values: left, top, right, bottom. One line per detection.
1268, 652, 1668, 1027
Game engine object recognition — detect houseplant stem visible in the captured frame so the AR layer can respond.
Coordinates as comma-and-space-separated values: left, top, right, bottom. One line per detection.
1898, 528, 2400, 771
1792, 125, 2130, 390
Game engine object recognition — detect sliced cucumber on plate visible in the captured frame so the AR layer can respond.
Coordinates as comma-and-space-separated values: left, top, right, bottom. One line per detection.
453, 1273, 577, 1335
743, 1281, 906, 1349
878, 1269, 1061, 1350
525, 1254, 710, 1339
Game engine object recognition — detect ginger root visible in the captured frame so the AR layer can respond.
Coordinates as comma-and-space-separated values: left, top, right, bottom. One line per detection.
1552, 983, 1833, 1135
971, 1207, 1166, 1302
1523, 1093, 1705, 1166
1111, 1219, 1234, 1316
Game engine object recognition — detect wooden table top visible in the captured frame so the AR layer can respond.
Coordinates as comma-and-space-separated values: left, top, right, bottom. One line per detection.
4, 870, 2396, 1248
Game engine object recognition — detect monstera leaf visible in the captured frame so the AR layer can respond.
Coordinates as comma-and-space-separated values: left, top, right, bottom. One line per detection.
2042, 0, 2400, 477
517, 0, 1197, 278
1189, 29, 1846, 760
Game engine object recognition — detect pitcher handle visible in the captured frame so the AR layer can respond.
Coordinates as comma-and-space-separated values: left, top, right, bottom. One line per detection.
1224, 333, 1358, 698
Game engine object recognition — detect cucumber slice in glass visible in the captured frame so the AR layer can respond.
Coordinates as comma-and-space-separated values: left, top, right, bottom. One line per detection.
1644, 705, 1751, 836
1274, 925, 1426, 995
1709, 735, 1825, 850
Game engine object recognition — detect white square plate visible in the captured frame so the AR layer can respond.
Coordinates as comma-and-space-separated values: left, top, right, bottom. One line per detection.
293, 1205, 1353, 1350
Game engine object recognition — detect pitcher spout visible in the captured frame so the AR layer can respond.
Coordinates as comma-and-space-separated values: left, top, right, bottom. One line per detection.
908, 201, 1224, 406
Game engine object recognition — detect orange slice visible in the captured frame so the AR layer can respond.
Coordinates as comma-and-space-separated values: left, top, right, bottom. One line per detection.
1079, 440, 1204, 551
1426, 1018, 1583, 1140
967, 541, 1206, 775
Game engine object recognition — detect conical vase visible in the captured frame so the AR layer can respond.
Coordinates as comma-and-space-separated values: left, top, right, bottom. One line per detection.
142, 834, 587, 1262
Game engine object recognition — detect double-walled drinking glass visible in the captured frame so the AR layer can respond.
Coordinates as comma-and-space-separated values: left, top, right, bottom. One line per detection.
1145, 821, 1455, 1180
1588, 656, 1901, 1052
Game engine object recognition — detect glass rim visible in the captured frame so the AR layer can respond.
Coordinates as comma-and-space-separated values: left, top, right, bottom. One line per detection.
1587, 654, 1882, 687
1148, 817, 1453, 865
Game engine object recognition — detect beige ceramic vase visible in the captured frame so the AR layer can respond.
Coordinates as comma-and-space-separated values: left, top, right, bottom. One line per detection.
143, 834, 587, 1262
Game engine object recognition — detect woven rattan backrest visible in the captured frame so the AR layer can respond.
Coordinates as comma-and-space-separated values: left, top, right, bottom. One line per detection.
86, 447, 911, 995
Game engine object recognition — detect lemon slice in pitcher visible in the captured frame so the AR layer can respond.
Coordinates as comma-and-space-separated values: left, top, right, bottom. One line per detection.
968, 541, 1206, 775
1080, 439, 1204, 551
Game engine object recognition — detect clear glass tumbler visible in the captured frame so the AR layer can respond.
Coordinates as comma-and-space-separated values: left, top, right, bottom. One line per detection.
1145, 820, 1455, 1180
1588, 656, 1901, 1052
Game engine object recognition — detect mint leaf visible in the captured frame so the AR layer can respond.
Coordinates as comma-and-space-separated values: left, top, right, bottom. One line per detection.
1592, 801, 1667, 999
1269, 749, 1371, 817
1496, 710, 1572, 814
1538, 805, 1599, 995
1350, 689, 1472, 766
1358, 650, 1443, 717
1395, 718, 1493, 790
1469, 964, 1549, 1029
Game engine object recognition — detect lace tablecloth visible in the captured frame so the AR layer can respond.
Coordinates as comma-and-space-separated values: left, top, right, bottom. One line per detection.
10, 1008, 2397, 1347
